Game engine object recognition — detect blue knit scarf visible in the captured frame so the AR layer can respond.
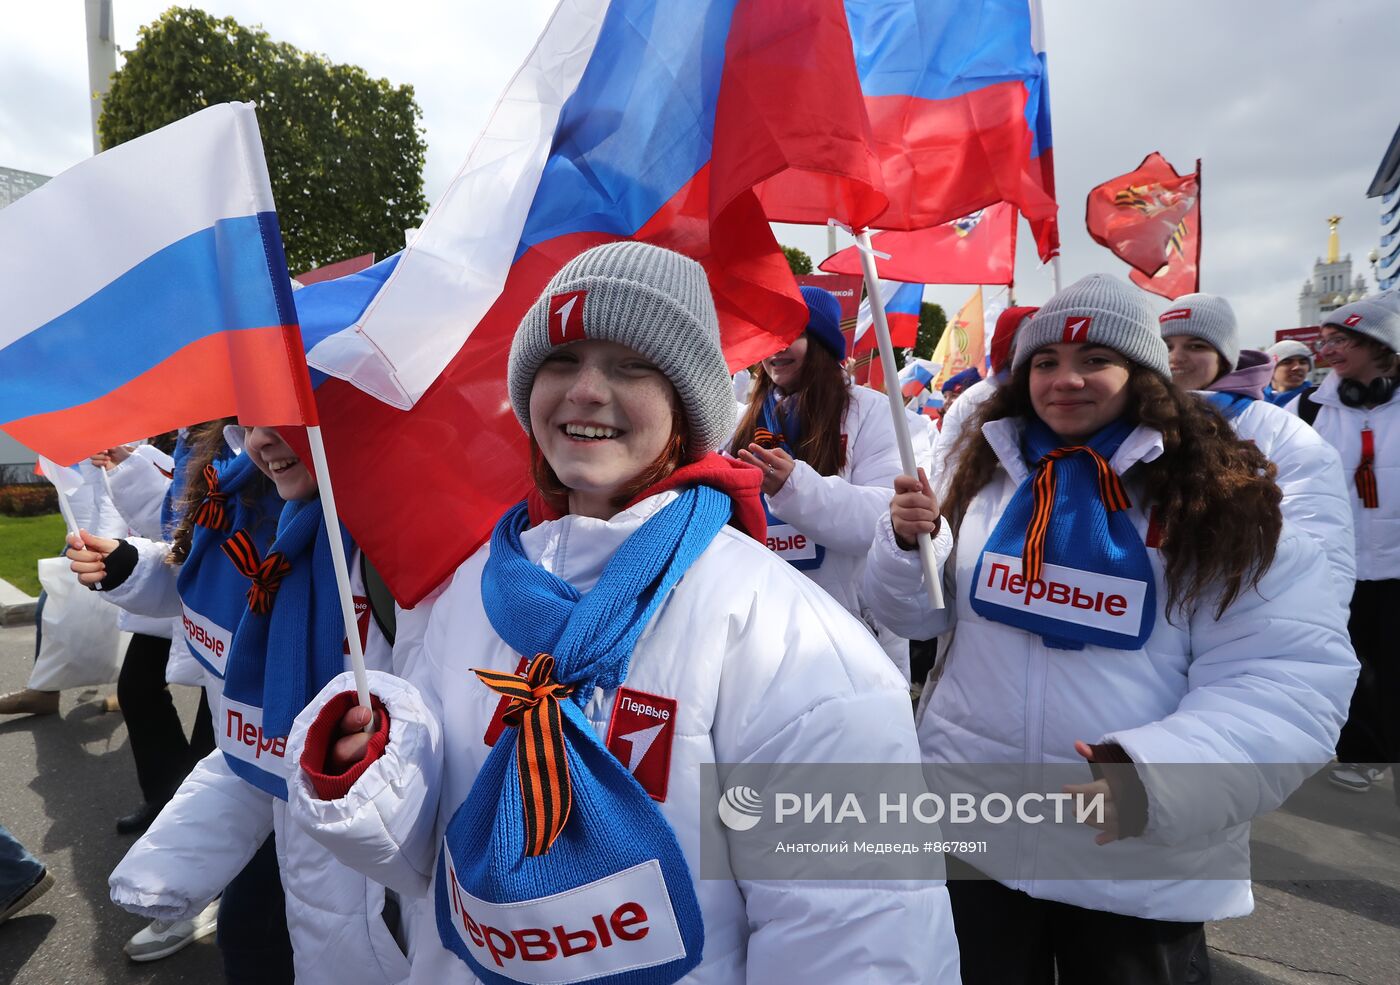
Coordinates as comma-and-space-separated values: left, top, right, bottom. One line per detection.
219, 497, 351, 800
435, 488, 728, 985
1205, 390, 1254, 421
755, 389, 825, 571
174, 452, 280, 681
970, 418, 1157, 650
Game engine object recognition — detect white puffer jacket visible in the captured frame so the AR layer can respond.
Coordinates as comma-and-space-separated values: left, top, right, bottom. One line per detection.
285, 490, 962, 985
1220, 396, 1355, 594
106, 445, 176, 541
863, 418, 1358, 921
102, 447, 181, 644
1286, 373, 1400, 581
752, 383, 905, 621
107, 547, 410, 985
928, 377, 998, 498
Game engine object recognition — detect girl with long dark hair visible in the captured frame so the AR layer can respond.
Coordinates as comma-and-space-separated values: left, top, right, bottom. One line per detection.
730, 286, 910, 665
863, 274, 1357, 984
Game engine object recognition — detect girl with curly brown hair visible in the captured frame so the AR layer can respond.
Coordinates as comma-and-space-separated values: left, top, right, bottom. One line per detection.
862, 274, 1358, 985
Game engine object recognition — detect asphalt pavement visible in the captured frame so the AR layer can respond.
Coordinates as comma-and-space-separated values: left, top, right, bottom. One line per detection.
1, 619, 1397, 984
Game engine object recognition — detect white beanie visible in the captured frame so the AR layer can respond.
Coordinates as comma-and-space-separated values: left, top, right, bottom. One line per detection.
1323, 289, 1400, 353
1157, 293, 1240, 369
1013, 274, 1171, 380
1266, 340, 1314, 366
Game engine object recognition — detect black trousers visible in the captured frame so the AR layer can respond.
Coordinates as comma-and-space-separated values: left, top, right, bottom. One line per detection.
117, 634, 210, 807
217, 835, 294, 985
945, 858, 1205, 985
1335, 579, 1400, 774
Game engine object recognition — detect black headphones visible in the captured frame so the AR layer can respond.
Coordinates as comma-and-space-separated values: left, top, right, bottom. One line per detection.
1338, 375, 1399, 408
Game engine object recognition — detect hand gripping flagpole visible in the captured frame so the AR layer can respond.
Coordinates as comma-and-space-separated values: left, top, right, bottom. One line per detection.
853, 228, 945, 610
306, 425, 374, 727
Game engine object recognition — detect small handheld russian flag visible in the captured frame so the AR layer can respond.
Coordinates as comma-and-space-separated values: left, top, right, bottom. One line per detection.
0, 102, 317, 465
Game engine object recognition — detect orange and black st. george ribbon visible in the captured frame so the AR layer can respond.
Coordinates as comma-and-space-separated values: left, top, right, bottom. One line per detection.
752, 427, 786, 449
193, 464, 231, 532
1023, 446, 1131, 583
220, 530, 292, 615
1357, 427, 1379, 509
473, 653, 576, 857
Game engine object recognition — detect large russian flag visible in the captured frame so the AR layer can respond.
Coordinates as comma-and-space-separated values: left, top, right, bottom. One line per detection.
0, 104, 316, 465
844, 0, 1058, 259
295, 0, 889, 606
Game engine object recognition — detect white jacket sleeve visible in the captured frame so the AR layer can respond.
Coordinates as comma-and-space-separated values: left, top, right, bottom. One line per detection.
110, 750, 273, 922
1104, 527, 1358, 845
1261, 409, 1356, 594
861, 511, 956, 641
106, 447, 174, 541
285, 602, 445, 899
100, 537, 182, 618
712, 579, 960, 985
766, 398, 904, 556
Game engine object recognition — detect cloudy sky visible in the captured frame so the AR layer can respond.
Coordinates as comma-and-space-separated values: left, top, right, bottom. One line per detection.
2, 1, 1395, 349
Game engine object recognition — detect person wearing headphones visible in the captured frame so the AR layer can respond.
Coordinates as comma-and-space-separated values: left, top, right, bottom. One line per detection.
1287, 291, 1400, 794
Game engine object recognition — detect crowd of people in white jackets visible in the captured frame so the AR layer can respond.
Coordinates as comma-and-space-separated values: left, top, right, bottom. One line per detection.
2, 240, 1396, 985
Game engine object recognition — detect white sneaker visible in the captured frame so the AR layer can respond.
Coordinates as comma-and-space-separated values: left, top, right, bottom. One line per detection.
123, 898, 219, 962
1328, 764, 1385, 792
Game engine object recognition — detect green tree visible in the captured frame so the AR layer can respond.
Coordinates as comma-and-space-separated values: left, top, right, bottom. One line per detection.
781, 245, 813, 275
914, 302, 947, 360
100, 7, 428, 273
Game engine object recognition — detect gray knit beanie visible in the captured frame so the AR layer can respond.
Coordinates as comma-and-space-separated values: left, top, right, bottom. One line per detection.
1012, 273, 1171, 380
1323, 288, 1400, 353
1157, 293, 1240, 369
508, 241, 735, 454
1266, 339, 1314, 367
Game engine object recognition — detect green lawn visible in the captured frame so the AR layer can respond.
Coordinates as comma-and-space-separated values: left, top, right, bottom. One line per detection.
0, 512, 67, 596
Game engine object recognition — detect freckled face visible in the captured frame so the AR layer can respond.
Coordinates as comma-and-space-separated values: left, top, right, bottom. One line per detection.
529, 339, 679, 518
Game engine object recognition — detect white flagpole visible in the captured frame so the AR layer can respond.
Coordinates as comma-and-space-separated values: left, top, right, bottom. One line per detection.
36, 457, 83, 541
305, 425, 373, 723
54, 485, 81, 542
854, 229, 945, 610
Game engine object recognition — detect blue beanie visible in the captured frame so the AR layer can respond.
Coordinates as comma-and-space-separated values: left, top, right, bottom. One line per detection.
941, 366, 982, 394
800, 285, 846, 360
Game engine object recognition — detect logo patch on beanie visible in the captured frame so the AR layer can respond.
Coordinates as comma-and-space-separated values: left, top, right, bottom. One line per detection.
605, 688, 676, 802
1062, 316, 1093, 343
1345, 313, 1363, 327
549, 290, 588, 346
1159, 308, 1191, 323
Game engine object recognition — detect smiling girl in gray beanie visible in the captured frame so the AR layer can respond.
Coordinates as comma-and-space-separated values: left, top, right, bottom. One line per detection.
288, 241, 962, 985
860, 272, 1356, 985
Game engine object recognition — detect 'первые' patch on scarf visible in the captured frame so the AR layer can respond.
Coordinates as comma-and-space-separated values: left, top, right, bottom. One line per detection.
219, 496, 353, 800
971, 417, 1157, 650
435, 485, 731, 984
753, 388, 825, 570
174, 452, 280, 682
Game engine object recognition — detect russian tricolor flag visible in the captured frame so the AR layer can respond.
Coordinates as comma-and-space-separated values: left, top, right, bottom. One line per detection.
0, 104, 316, 465
854, 280, 924, 354
845, 0, 1058, 257
288, 0, 1062, 606
298, 0, 890, 606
